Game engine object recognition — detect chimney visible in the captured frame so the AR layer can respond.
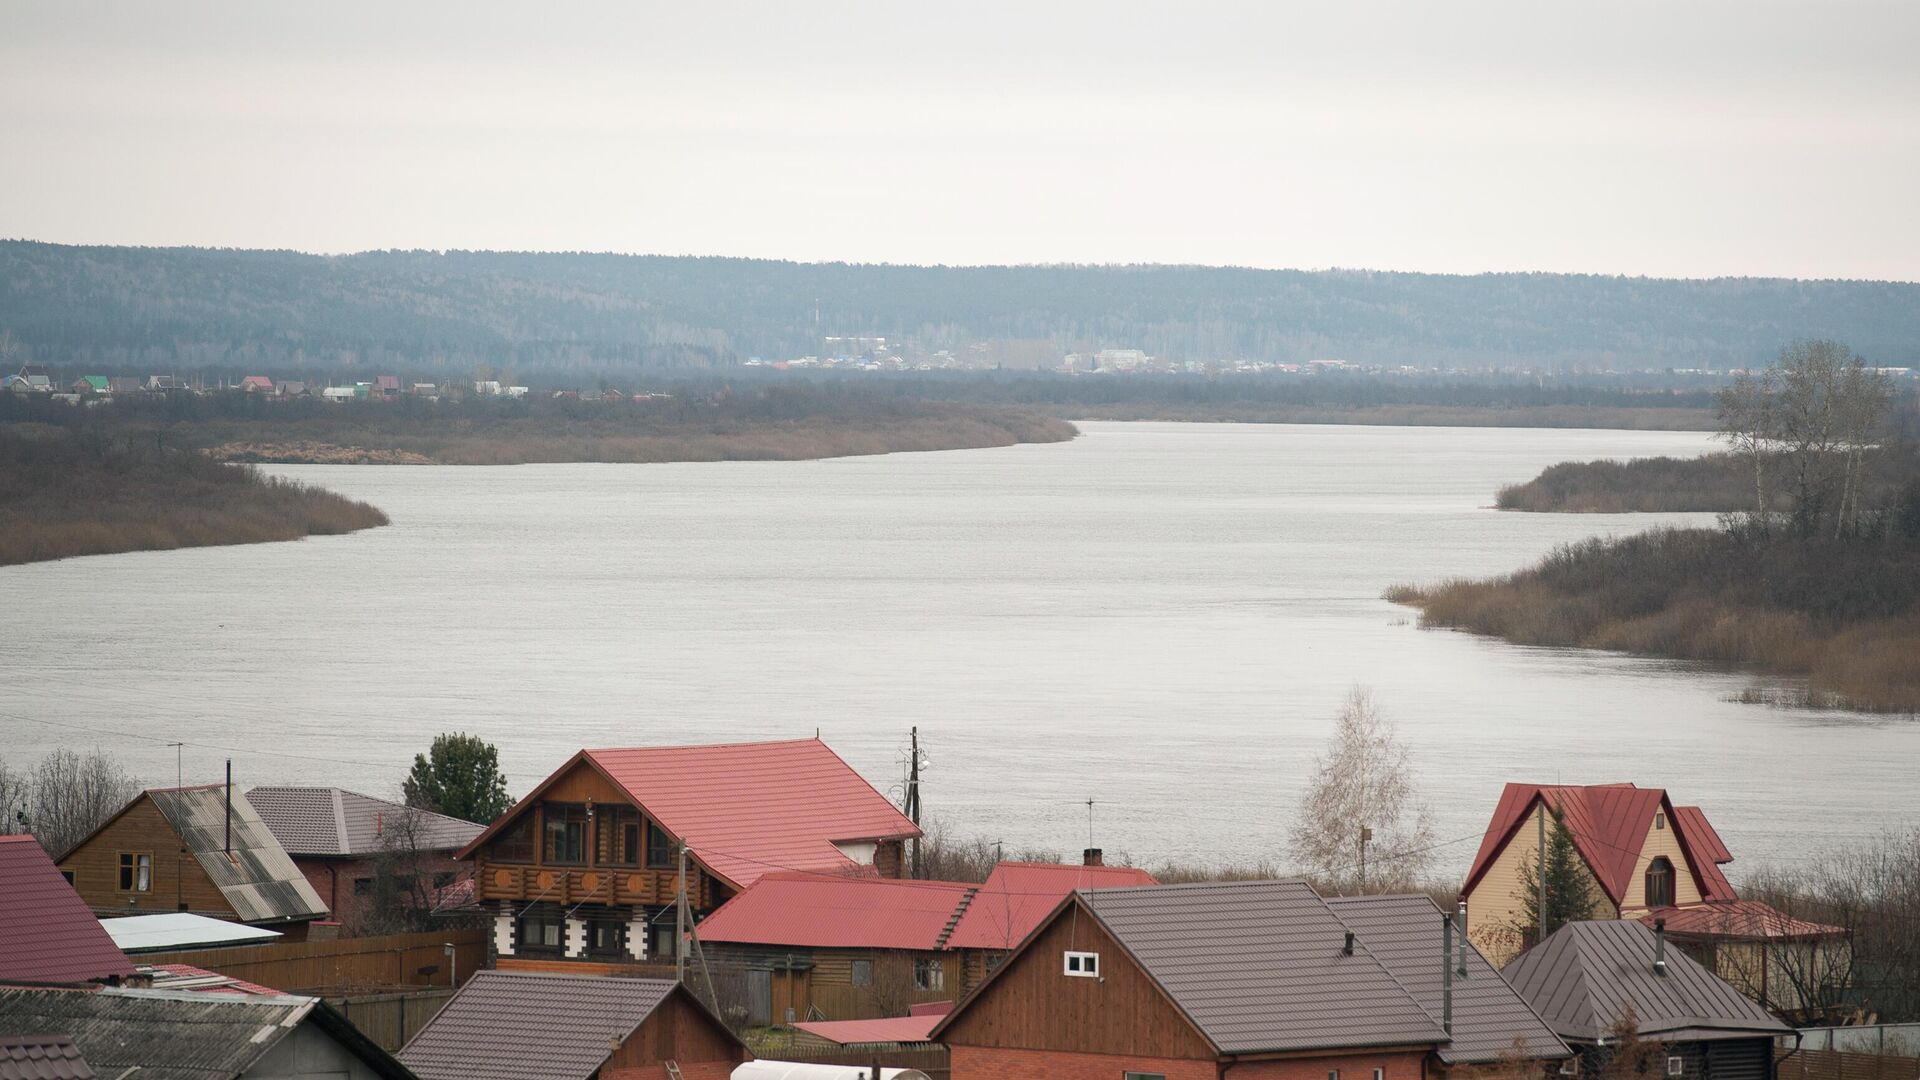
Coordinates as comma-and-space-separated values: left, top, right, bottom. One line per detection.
1442, 912, 1455, 1034
1653, 918, 1668, 976
1342, 930, 1355, 956
1456, 900, 1469, 978
1082, 848, 1104, 867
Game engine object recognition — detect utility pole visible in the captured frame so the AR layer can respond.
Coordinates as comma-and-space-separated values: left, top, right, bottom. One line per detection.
169, 743, 184, 913
675, 843, 688, 985
1536, 803, 1548, 944
1358, 825, 1372, 893
905, 728, 922, 879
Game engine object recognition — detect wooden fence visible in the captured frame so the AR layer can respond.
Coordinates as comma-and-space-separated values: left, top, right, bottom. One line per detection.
1778, 1049, 1920, 1080
327, 987, 458, 1052
140, 928, 486, 994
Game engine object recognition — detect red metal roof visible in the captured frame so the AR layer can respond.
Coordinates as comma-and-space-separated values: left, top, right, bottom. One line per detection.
1640, 900, 1845, 941
792, 1014, 942, 1046
695, 873, 974, 950
0, 836, 134, 986
141, 963, 283, 996
945, 861, 1159, 950
1464, 784, 1738, 906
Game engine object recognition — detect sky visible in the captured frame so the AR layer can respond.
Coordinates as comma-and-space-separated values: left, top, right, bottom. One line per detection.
2, 1, 1917, 280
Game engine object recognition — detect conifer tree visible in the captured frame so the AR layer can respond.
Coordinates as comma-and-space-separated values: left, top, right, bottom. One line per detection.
1515, 807, 1600, 945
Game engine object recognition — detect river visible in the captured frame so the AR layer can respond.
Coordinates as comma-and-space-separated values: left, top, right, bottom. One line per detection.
2, 422, 1913, 879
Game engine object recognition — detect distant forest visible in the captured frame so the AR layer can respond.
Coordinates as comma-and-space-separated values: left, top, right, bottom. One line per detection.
5, 241, 1920, 373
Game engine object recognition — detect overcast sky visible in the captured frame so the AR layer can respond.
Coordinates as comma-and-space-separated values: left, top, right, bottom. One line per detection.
3, 1, 1916, 280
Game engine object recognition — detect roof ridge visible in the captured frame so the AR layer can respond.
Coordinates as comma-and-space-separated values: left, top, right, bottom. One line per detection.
585, 736, 823, 753
330, 789, 349, 854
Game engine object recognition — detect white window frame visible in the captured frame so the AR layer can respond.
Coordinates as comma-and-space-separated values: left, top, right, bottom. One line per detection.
1124, 1073, 1168, 1080
1667, 1057, 1685, 1077
913, 957, 944, 991
1063, 950, 1100, 978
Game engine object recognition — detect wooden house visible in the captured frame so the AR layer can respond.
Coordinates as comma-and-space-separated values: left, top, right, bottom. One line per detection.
239, 375, 274, 393
1505, 920, 1789, 1080
56, 784, 329, 937
1460, 783, 1845, 1013
932, 879, 1569, 1080
399, 970, 747, 1080
455, 738, 920, 973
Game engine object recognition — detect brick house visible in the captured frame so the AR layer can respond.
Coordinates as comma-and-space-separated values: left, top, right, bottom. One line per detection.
932, 879, 1570, 1080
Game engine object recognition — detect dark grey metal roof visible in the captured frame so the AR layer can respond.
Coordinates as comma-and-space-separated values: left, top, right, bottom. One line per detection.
0, 987, 411, 1080
399, 972, 707, 1080
0, 1034, 94, 1080
1503, 920, 1789, 1042
245, 788, 483, 857
1327, 894, 1572, 1064
1078, 880, 1451, 1056
148, 787, 328, 924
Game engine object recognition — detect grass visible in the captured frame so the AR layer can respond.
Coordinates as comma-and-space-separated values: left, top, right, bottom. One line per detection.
1387, 528, 1920, 713
0, 426, 388, 566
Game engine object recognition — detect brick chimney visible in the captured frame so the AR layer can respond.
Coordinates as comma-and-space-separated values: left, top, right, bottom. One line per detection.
1082, 848, 1103, 867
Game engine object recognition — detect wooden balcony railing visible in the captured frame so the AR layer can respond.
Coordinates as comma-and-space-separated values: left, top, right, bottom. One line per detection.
473, 860, 708, 909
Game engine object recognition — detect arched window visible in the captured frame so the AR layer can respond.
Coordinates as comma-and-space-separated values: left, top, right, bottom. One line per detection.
1645, 856, 1675, 909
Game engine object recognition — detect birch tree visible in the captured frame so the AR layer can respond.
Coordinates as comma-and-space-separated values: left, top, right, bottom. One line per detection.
1289, 688, 1434, 892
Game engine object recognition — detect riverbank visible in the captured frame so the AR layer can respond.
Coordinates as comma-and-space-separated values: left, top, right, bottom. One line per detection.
1495, 452, 1767, 512
0, 427, 388, 566
1066, 404, 1716, 430
1387, 528, 1920, 713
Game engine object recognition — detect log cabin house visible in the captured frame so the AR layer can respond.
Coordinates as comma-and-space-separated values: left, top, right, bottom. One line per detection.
931, 879, 1570, 1080
1460, 783, 1845, 1014
455, 738, 920, 973
56, 784, 329, 938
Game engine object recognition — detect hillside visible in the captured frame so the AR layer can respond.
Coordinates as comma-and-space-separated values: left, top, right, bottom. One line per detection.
6, 242, 1920, 374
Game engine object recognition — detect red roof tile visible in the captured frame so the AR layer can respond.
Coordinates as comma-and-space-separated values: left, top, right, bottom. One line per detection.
0, 837, 134, 986
1640, 900, 1845, 941
945, 861, 1159, 951
1464, 784, 1738, 906
792, 1015, 942, 1046
695, 873, 974, 950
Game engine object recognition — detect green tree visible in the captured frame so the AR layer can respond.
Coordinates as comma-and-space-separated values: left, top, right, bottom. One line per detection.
403, 733, 512, 825
1515, 807, 1601, 946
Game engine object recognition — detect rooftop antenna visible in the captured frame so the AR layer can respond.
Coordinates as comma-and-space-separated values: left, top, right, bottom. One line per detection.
224, 759, 232, 855
1086, 799, 1095, 849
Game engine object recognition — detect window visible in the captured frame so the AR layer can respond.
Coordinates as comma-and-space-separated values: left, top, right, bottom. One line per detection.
1645, 857, 1675, 909
493, 814, 537, 863
1654, 811, 1666, 830
60, 870, 75, 886
1327, 1071, 1340, 1080
1666, 1058, 1684, 1077
517, 914, 564, 953
1063, 951, 1099, 978
543, 803, 588, 864
646, 820, 676, 869
353, 877, 373, 896
599, 806, 642, 867
851, 959, 873, 986
118, 853, 151, 892
914, 958, 944, 991
1375, 1070, 1386, 1080
1125, 1074, 1168, 1080
586, 920, 627, 956
647, 920, 679, 960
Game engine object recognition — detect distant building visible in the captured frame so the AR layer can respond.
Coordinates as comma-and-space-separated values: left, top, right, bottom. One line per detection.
239, 375, 274, 393
72, 376, 109, 395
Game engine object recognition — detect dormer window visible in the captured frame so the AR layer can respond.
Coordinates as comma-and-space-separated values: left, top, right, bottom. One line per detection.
1646, 856, 1675, 909
1063, 951, 1099, 978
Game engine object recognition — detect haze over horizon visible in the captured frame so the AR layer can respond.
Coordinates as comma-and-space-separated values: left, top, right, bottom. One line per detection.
4, 1, 1918, 281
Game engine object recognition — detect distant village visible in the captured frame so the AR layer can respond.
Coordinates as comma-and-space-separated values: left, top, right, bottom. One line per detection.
0, 363, 676, 405
1, 734, 1910, 1080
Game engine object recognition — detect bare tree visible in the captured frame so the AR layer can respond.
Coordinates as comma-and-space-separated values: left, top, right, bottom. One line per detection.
1590, 1003, 1666, 1080
1715, 367, 1778, 524
357, 804, 456, 935
1289, 687, 1434, 893
29, 749, 140, 858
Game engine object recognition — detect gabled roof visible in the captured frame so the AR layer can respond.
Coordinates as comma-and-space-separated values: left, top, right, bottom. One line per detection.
1464, 784, 1738, 907
0, 836, 134, 986
0, 1035, 94, 1080
102, 913, 281, 953
1503, 920, 1788, 1042
1327, 894, 1571, 1064
792, 1015, 943, 1046
945, 861, 1159, 951
458, 739, 920, 890
938, 879, 1451, 1057
245, 787, 483, 857
695, 872, 975, 951
1637, 900, 1844, 942
399, 971, 742, 1080
143, 787, 329, 923
0, 986, 415, 1080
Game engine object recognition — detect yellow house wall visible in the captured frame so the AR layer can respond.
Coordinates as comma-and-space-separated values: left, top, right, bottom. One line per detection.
1466, 802, 1612, 966
1618, 810, 1703, 915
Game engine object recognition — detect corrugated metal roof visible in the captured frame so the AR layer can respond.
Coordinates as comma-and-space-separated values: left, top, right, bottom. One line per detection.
1073, 880, 1451, 1056
0, 987, 312, 1080
1327, 894, 1571, 1064
245, 787, 483, 857
1638, 901, 1844, 941
792, 1015, 942, 1046
945, 861, 1158, 951
1466, 785, 1739, 907
0, 1035, 94, 1080
696, 873, 975, 950
100, 912, 283, 953
1502, 920, 1789, 1042
147, 787, 328, 923
139, 963, 283, 996
400, 972, 733, 1080
0, 836, 135, 986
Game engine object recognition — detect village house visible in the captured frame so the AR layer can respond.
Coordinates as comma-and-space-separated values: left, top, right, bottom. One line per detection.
56, 784, 329, 938
399, 970, 747, 1080
144, 374, 186, 391
1460, 783, 1846, 1014
1504, 919, 1789, 1080
239, 375, 275, 392
14, 363, 53, 392
457, 738, 920, 973
0, 985, 414, 1080
245, 786, 482, 934
931, 879, 1570, 1080
71, 375, 109, 395
106, 376, 143, 394
275, 379, 311, 398
0, 835, 136, 987
697, 852, 1157, 1022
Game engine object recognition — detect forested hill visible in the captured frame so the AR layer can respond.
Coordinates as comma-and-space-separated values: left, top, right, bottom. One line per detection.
5, 241, 1919, 373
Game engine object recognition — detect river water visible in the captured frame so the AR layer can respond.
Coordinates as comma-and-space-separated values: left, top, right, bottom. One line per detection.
2, 422, 1913, 880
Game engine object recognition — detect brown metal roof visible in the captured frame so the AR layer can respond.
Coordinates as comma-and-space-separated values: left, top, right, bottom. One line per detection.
1073, 880, 1452, 1056
1502, 920, 1789, 1042
1327, 894, 1571, 1064
399, 971, 741, 1080
245, 788, 483, 857
0, 1035, 94, 1080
